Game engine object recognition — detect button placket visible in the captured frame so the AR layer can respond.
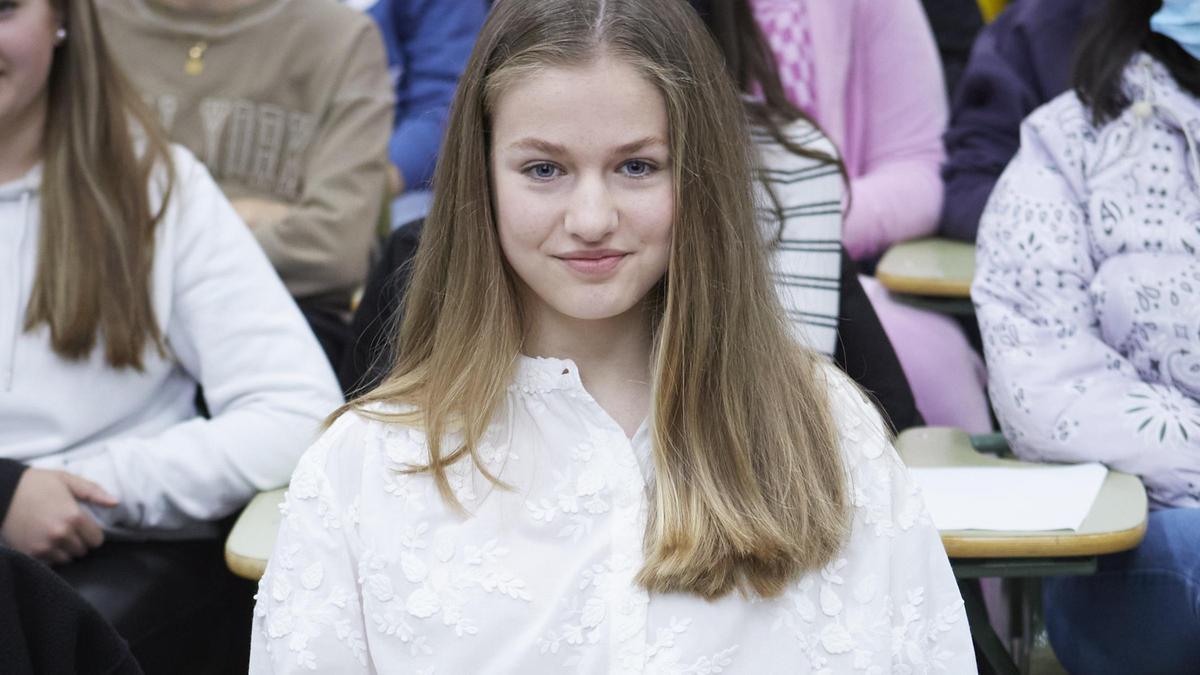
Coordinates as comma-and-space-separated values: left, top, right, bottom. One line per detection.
607, 430, 649, 674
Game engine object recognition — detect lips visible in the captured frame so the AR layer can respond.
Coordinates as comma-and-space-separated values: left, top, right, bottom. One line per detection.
555, 250, 629, 276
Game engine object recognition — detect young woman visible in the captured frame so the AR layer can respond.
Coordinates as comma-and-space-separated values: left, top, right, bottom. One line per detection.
251, 1, 973, 672
97, 0, 395, 365
974, 0, 1200, 670
0, 0, 342, 668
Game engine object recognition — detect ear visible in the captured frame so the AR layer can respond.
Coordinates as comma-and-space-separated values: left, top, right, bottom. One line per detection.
51, 1, 67, 45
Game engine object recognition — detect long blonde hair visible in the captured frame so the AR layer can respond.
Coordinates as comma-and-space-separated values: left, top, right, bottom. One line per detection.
25, 0, 173, 369
347, 0, 850, 600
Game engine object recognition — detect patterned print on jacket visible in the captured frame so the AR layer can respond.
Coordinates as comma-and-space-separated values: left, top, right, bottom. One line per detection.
974, 53, 1200, 508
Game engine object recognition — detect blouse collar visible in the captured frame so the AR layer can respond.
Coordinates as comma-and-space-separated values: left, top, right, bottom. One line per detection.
511, 355, 587, 394
0, 164, 42, 201
514, 354, 656, 483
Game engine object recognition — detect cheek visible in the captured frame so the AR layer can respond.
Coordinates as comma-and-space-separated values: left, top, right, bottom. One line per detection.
493, 173, 553, 263
1, 31, 56, 92
2, 10, 57, 66
628, 184, 674, 250
492, 172, 561, 252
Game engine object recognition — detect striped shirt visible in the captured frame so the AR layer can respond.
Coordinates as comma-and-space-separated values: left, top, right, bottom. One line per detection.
755, 119, 844, 355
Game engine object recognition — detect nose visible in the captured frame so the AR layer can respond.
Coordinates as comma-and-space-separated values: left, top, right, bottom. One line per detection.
563, 173, 617, 242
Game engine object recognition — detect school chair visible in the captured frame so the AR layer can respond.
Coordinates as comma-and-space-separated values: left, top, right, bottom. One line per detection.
875, 236, 976, 316
225, 489, 286, 582
897, 426, 1148, 675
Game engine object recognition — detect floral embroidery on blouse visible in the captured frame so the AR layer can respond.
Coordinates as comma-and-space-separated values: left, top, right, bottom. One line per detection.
250, 359, 973, 673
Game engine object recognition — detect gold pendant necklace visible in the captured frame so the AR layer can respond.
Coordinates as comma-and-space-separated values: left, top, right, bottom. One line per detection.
185, 40, 208, 76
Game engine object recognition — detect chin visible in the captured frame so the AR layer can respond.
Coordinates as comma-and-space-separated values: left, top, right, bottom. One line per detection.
556, 305, 637, 322
549, 294, 642, 322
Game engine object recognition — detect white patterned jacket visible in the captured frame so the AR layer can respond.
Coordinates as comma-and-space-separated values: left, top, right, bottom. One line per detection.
974, 53, 1200, 508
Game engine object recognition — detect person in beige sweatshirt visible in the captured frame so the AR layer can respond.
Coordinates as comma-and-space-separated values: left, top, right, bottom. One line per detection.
99, 0, 394, 362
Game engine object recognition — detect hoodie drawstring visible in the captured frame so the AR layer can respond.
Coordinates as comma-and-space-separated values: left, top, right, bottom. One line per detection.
2, 190, 32, 392
1131, 59, 1200, 191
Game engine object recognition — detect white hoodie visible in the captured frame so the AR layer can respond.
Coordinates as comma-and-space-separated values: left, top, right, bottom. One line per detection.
0, 146, 343, 538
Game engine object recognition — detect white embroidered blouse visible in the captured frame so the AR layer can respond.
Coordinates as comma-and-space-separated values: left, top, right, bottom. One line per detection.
250, 358, 974, 674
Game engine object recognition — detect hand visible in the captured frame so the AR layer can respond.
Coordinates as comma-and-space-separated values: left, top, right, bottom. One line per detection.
231, 197, 290, 230
387, 164, 405, 198
1, 469, 118, 565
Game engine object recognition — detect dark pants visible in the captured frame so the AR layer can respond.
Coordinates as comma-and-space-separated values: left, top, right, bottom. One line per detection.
298, 300, 351, 370
1, 546, 142, 675
55, 539, 255, 675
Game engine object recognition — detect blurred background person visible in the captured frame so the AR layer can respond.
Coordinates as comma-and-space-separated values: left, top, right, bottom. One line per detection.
730, 0, 991, 432
99, 0, 394, 366
350, 0, 487, 228
0, 0, 342, 670
974, 0, 1200, 670
921, 0, 986, 97
940, 0, 1100, 242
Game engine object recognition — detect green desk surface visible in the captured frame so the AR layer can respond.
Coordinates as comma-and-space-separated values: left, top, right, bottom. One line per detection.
897, 427, 1148, 558
225, 488, 286, 581
876, 238, 976, 298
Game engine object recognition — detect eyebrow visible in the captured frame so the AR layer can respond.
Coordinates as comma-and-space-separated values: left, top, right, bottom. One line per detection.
506, 136, 668, 155
614, 137, 668, 154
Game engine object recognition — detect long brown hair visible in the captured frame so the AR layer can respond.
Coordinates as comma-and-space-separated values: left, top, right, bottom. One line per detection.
24, 0, 174, 369
347, 0, 850, 600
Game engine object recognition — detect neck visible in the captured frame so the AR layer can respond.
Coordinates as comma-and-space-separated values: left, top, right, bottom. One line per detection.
524, 305, 652, 387
523, 300, 654, 437
0, 93, 46, 184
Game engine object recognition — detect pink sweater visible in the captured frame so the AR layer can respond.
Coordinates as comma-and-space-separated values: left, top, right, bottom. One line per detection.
752, 0, 948, 261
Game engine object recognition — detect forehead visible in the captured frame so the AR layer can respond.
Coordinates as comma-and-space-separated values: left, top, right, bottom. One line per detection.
490, 54, 669, 152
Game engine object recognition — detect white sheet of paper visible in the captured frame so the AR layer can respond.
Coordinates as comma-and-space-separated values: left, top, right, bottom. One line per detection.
909, 463, 1109, 531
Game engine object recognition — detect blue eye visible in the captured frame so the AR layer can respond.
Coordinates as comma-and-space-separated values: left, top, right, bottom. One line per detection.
525, 162, 562, 181
621, 160, 655, 178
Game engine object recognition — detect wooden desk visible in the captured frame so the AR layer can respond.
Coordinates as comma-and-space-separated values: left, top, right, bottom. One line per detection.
897, 426, 1148, 675
876, 238, 976, 299
896, 427, 1148, 558
229, 429, 1150, 572
224, 488, 286, 581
